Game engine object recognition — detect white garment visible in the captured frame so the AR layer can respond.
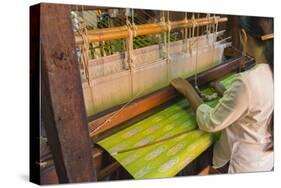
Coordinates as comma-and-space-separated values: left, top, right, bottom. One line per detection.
196, 64, 274, 173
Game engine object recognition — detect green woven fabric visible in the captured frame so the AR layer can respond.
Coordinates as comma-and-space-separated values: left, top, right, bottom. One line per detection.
97, 73, 236, 179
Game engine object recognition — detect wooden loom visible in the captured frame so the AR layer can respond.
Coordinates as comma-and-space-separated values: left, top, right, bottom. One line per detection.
30, 3, 256, 185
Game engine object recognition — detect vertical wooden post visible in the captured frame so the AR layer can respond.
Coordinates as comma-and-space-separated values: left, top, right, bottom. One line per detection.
39, 3, 96, 183
226, 16, 241, 49
30, 4, 40, 185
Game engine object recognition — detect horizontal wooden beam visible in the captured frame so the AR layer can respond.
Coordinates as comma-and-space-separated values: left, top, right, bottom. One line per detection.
88, 53, 255, 137
75, 16, 227, 44
70, 5, 117, 11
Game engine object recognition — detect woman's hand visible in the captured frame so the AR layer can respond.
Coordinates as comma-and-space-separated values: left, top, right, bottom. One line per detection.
170, 78, 203, 113
209, 81, 226, 97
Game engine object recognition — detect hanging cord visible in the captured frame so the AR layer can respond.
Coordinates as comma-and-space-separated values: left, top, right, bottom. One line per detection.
189, 14, 196, 55
129, 8, 138, 39
91, 85, 149, 135
206, 13, 211, 46
160, 11, 167, 59
125, 9, 137, 98
184, 12, 189, 53
189, 15, 214, 49
213, 15, 219, 47
188, 20, 192, 55
210, 14, 219, 69
194, 13, 218, 101
166, 11, 171, 82
91, 9, 147, 135
77, 6, 96, 107
78, 5, 91, 85
78, 28, 91, 85
77, 7, 91, 85
192, 14, 199, 88
125, 9, 137, 70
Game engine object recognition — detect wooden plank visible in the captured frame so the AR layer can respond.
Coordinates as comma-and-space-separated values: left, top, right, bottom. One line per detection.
40, 147, 105, 184
41, 161, 121, 184
40, 3, 96, 183
89, 86, 177, 136
97, 162, 121, 180
89, 54, 255, 137
40, 166, 59, 185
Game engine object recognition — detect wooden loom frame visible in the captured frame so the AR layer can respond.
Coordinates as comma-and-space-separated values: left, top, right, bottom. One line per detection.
30, 3, 255, 185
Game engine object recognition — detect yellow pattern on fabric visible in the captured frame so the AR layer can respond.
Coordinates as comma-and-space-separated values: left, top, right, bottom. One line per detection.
97, 73, 236, 179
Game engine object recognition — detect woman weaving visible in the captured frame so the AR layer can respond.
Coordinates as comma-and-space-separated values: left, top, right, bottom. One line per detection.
170, 17, 274, 173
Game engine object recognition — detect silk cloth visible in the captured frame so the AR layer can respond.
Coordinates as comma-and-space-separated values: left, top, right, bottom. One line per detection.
97, 74, 235, 179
